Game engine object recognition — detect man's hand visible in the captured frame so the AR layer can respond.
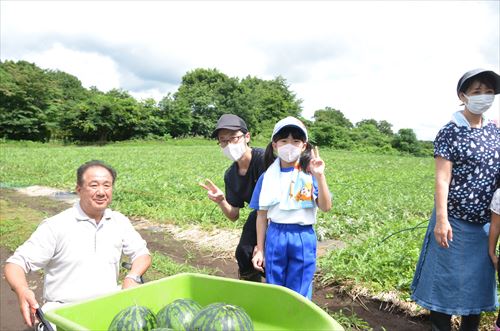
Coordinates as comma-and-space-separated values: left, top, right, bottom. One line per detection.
122, 277, 141, 289
198, 179, 225, 204
16, 287, 39, 327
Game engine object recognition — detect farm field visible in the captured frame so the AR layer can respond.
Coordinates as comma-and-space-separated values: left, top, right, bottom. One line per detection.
0, 188, 432, 330
4, 139, 498, 330
0, 139, 436, 305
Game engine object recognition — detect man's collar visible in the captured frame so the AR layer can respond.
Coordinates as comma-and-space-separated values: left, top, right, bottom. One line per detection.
74, 202, 112, 222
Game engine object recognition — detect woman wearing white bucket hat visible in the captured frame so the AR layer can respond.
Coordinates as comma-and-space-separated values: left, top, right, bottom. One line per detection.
411, 69, 500, 331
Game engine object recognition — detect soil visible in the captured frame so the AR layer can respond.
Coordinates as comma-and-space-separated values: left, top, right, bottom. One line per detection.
0, 189, 430, 331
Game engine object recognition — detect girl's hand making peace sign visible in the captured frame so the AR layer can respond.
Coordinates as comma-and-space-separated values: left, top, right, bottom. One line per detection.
309, 146, 325, 177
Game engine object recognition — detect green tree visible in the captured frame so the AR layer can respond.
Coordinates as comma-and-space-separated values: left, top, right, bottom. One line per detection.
377, 120, 393, 136
171, 70, 303, 137
237, 76, 302, 134
356, 119, 393, 136
60, 89, 111, 142
355, 119, 378, 128
173, 68, 239, 137
310, 123, 353, 149
46, 70, 88, 139
248, 76, 302, 123
0, 60, 62, 141
350, 123, 392, 148
61, 88, 142, 142
313, 107, 353, 128
135, 98, 167, 138
392, 128, 422, 155
106, 89, 143, 141
159, 93, 191, 138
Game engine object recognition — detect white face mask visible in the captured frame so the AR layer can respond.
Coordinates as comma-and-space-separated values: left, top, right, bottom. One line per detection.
277, 144, 302, 163
464, 94, 495, 115
222, 140, 247, 161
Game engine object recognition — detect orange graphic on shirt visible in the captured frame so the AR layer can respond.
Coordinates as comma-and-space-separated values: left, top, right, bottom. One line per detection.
295, 182, 313, 202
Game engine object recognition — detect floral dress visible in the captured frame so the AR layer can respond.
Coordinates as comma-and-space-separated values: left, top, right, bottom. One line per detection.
411, 115, 500, 315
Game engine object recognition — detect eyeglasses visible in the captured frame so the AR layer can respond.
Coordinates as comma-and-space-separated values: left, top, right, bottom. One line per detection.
217, 134, 244, 147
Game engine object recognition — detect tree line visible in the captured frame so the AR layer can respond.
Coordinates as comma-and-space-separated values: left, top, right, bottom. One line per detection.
0, 60, 431, 156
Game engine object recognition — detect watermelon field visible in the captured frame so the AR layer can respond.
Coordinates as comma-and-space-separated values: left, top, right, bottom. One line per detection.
0, 139, 435, 305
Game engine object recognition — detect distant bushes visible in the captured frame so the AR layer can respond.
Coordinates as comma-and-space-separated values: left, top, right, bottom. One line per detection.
0, 60, 431, 156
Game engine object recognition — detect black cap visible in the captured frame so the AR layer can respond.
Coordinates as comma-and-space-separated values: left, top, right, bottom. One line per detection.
212, 114, 248, 138
457, 68, 500, 96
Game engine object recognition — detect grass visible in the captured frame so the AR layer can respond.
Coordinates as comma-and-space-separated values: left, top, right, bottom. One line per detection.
479, 312, 497, 331
0, 139, 436, 302
0, 140, 242, 229
326, 308, 375, 331
0, 198, 44, 250
147, 251, 214, 281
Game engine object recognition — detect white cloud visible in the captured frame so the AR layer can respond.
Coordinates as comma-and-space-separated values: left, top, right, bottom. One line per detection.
129, 88, 171, 103
1, 0, 498, 140
22, 43, 121, 92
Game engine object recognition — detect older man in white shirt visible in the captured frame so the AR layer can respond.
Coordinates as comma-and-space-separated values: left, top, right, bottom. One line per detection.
4, 160, 151, 328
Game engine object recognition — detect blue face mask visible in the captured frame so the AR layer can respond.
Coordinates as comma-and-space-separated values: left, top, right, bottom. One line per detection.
464, 94, 495, 115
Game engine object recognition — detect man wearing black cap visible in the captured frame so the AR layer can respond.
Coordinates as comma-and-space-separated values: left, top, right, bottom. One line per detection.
199, 114, 266, 281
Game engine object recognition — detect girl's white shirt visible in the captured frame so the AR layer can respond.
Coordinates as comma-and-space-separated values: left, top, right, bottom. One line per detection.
491, 189, 500, 215
266, 169, 318, 225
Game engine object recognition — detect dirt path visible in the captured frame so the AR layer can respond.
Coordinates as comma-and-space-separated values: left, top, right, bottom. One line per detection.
0, 189, 430, 330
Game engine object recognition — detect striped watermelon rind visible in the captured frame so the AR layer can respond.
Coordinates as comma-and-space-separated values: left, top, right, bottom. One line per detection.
156, 298, 202, 331
108, 305, 157, 331
189, 302, 254, 331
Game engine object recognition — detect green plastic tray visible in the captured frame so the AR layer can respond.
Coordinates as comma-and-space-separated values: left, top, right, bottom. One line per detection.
45, 273, 343, 330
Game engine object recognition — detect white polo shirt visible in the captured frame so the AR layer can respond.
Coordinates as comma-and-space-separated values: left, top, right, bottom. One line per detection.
6, 203, 150, 303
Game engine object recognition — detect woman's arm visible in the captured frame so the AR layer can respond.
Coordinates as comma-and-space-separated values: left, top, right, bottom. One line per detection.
434, 156, 453, 248
489, 212, 500, 270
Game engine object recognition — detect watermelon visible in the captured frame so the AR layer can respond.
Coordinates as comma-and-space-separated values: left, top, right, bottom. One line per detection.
108, 305, 157, 331
189, 303, 254, 331
156, 298, 202, 331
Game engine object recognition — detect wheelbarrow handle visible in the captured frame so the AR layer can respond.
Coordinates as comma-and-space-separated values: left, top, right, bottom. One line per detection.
36, 308, 54, 331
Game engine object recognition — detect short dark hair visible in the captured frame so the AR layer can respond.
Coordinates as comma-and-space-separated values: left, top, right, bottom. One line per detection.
77, 160, 117, 186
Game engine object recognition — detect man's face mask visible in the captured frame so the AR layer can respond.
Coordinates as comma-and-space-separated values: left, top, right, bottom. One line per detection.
222, 140, 247, 161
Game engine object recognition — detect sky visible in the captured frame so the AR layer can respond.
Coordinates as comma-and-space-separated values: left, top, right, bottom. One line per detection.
1, 1, 499, 141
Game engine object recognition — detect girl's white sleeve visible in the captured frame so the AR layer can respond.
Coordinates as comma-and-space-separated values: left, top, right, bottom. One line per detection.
491, 189, 500, 215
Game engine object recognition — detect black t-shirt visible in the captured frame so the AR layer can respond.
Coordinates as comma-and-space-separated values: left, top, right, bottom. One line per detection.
224, 147, 266, 208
